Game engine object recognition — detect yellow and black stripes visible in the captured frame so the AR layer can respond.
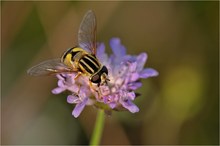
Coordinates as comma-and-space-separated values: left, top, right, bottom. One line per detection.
84, 55, 99, 69
61, 47, 85, 62
61, 47, 101, 76
79, 54, 100, 74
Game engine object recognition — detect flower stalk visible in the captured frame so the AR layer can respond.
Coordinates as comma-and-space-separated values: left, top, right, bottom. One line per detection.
90, 109, 105, 145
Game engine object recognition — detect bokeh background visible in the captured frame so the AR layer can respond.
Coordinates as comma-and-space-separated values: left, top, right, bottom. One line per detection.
1, 1, 219, 145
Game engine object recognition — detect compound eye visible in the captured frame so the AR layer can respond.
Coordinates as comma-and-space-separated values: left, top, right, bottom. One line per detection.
102, 66, 108, 75
91, 74, 101, 83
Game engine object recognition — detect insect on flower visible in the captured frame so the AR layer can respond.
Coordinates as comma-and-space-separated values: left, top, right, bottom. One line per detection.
28, 10, 159, 118
27, 10, 110, 95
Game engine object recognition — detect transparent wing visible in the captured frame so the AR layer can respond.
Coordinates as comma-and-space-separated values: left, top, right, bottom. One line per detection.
78, 10, 97, 55
27, 59, 72, 76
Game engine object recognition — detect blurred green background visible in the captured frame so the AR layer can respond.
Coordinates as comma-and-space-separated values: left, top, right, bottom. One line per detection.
1, 1, 219, 145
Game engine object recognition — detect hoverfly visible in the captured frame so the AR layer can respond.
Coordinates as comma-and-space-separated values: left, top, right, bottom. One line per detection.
27, 10, 109, 88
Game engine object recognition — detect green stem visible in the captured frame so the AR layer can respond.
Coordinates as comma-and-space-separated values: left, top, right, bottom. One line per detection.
90, 109, 105, 145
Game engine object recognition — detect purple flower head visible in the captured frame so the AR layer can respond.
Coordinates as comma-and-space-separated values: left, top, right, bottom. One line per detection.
52, 38, 158, 117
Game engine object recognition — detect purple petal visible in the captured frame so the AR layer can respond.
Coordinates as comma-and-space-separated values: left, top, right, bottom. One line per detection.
67, 85, 80, 93
130, 73, 139, 82
79, 86, 90, 96
58, 80, 64, 87
139, 68, 159, 78
136, 53, 147, 71
129, 62, 137, 72
121, 99, 139, 113
110, 38, 126, 57
127, 92, 136, 100
67, 95, 79, 104
51, 87, 66, 94
128, 82, 142, 90
67, 76, 75, 84
72, 98, 88, 118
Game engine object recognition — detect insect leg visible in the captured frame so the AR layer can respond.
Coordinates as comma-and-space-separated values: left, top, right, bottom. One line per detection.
74, 72, 82, 80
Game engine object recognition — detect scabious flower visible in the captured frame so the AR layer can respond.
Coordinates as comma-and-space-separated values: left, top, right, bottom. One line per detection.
52, 38, 158, 117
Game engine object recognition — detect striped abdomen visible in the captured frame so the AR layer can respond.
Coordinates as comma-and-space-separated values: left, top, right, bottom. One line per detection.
79, 54, 101, 75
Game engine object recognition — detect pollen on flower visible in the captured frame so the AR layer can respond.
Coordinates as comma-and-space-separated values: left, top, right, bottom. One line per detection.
52, 38, 158, 118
